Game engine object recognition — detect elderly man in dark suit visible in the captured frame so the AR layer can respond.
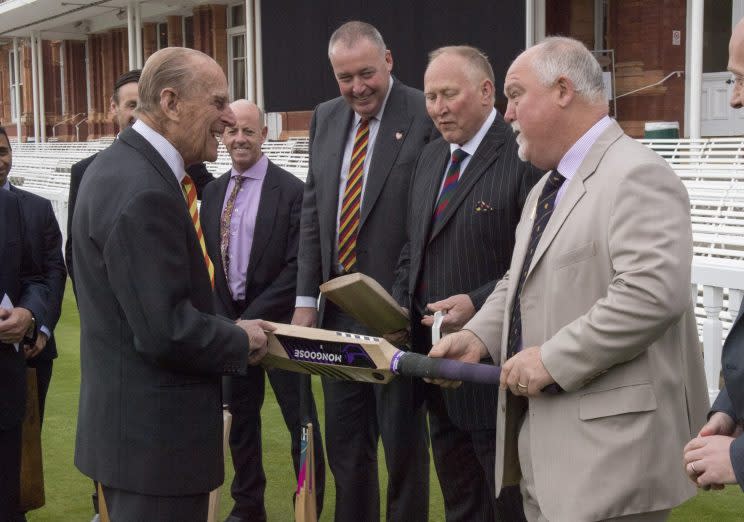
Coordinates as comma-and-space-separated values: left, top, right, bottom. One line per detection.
200, 99, 325, 522
685, 16, 744, 492
390, 46, 540, 522
0, 127, 66, 427
0, 188, 47, 521
66, 69, 213, 288
292, 20, 436, 522
72, 47, 271, 521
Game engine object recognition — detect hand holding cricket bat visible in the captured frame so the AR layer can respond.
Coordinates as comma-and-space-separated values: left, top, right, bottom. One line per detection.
261, 322, 561, 393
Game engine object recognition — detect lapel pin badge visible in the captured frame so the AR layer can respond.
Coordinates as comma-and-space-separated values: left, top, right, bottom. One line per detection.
395, 131, 403, 141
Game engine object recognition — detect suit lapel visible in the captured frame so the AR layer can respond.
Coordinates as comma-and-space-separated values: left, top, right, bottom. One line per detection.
246, 162, 279, 277
360, 82, 411, 227
118, 127, 183, 198
319, 102, 353, 247
526, 121, 625, 278
429, 119, 505, 242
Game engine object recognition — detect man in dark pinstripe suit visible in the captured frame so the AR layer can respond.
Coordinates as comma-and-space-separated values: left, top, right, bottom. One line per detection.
391, 46, 541, 521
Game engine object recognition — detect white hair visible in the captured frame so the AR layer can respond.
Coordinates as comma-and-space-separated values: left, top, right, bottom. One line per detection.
530, 36, 607, 105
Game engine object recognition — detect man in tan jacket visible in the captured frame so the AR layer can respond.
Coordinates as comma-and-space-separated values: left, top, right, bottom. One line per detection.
430, 36, 709, 521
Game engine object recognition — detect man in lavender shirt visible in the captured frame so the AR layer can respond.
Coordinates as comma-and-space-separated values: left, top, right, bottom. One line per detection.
200, 99, 325, 522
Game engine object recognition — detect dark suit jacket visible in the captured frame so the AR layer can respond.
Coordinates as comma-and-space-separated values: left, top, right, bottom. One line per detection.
10, 185, 66, 363
66, 152, 213, 289
0, 189, 47, 430
297, 79, 436, 316
713, 306, 744, 489
72, 126, 249, 496
392, 114, 542, 430
201, 161, 303, 323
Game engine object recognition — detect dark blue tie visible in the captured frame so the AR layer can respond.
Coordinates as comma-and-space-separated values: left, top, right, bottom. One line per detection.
507, 171, 567, 357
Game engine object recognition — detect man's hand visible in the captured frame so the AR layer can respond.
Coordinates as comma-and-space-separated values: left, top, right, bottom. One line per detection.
24, 331, 47, 359
0, 307, 33, 344
684, 435, 737, 488
500, 346, 555, 397
383, 328, 410, 346
237, 319, 275, 366
291, 307, 317, 328
700, 411, 738, 437
426, 329, 488, 388
421, 294, 475, 334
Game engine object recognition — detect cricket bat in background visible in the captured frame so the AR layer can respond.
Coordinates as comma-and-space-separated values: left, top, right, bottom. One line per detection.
262, 322, 562, 393
294, 376, 317, 522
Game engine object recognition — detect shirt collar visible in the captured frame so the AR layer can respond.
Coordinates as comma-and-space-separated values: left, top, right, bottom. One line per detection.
353, 76, 395, 127
450, 107, 497, 156
230, 154, 268, 181
1, 180, 9, 190
132, 119, 186, 183
556, 115, 613, 183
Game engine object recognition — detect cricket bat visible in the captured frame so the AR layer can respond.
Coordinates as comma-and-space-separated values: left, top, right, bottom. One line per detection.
262, 322, 561, 393
294, 421, 317, 522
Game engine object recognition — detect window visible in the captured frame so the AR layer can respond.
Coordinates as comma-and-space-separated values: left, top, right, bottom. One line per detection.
9, 49, 22, 123
228, 32, 246, 100
183, 16, 194, 49
157, 22, 168, 50
229, 4, 245, 28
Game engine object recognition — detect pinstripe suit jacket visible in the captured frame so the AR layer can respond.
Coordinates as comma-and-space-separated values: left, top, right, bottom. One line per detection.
393, 113, 541, 430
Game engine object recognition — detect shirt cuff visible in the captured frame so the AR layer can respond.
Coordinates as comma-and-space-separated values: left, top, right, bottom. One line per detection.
295, 296, 318, 309
40, 325, 51, 338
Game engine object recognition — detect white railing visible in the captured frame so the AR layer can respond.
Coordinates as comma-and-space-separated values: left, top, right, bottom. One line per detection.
692, 259, 744, 403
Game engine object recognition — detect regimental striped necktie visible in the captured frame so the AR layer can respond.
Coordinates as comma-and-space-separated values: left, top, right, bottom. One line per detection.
506, 171, 566, 357
220, 175, 246, 282
181, 173, 215, 288
337, 118, 370, 273
432, 148, 469, 224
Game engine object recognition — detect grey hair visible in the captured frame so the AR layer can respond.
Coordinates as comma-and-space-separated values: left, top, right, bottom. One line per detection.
230, 99, 266, 126
328, 21, 386, 59
529, 36, 606, 104
136, 47, 209, 115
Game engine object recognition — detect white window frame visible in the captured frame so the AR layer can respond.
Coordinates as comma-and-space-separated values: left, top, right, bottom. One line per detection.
9, 49, 22, 123
227, 26, 247, 101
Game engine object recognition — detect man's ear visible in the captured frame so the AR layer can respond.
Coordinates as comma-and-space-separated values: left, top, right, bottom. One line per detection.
159, 88, 180, 120
555, 76, 575, 108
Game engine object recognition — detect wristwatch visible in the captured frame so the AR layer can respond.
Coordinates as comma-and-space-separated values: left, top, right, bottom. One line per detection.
23, 315, 37, 344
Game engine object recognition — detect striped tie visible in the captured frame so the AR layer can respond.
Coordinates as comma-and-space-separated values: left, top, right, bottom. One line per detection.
337, 118, 369, 272
432, 148, 469, 224
506, 171, 566, 357
181, 173, 215, 288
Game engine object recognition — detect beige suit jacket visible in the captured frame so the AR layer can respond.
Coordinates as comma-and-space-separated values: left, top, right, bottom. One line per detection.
467, 121, 709, 521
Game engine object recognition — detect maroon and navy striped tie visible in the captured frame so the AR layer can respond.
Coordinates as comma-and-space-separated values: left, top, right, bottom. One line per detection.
338, 118, 370, 272
432, 148, 469, 223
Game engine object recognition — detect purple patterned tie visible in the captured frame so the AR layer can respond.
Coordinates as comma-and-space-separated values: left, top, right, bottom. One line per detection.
220, 175, 246, 281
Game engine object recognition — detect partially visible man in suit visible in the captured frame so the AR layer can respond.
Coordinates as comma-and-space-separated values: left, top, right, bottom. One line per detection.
66, 69, 212, 286
430, 37, 708, 521
0, 126, 66, 426
390, 46, 540, 522
684, 16, 744, 492
292, 20, 435, 521
200, 99, 325, 522
0, 188, 47, 521
72, 47, 271, 521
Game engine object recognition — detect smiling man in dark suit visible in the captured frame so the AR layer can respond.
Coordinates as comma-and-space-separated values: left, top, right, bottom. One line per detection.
292, 20, 436, 522
0, 127, 66, 427
0, 188, 46, 521
200, 99, 325, 522
72, 47, 272, 521
391, 46, 541, 522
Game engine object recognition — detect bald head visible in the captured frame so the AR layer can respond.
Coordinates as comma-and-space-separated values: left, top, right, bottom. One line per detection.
224, 99, 267, 172
729, 18, 744, 109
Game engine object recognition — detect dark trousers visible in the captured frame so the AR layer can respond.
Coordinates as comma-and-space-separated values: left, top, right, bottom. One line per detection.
322, 303, 430, 522
26, 360, 52, 426
0, 425, 22, 522
428, 386, 525, 522
100, 485, 208, 522
226, 366, 325, 520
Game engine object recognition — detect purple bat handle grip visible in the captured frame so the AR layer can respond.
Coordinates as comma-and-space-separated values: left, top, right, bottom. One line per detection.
391, 351, 562, 394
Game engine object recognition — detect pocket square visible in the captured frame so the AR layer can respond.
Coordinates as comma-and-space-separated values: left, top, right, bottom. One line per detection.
475, 200, 495, 212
